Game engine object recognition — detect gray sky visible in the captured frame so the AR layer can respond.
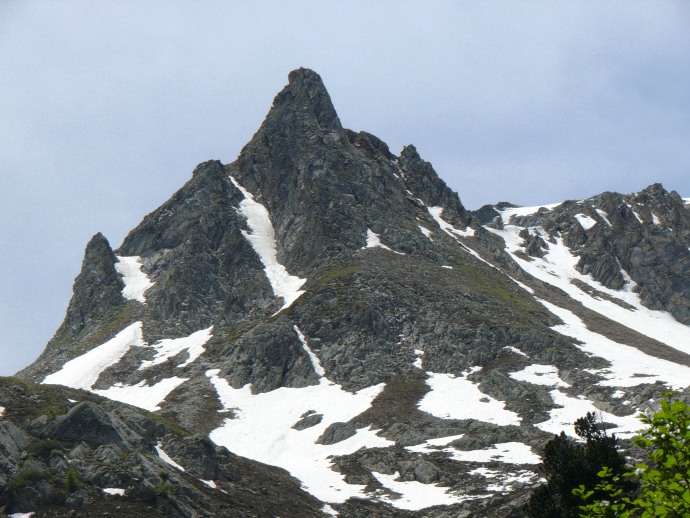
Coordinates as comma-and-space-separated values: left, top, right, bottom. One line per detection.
2, 1, 689, 375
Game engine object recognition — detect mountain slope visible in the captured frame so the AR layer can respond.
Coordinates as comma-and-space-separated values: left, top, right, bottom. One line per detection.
9, 69, 690, 517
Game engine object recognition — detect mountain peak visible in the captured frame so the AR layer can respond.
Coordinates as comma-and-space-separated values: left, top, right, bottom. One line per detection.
269, 68, 342, 133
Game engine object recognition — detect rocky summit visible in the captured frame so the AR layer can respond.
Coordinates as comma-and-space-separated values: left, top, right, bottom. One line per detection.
3, 68, 690, 517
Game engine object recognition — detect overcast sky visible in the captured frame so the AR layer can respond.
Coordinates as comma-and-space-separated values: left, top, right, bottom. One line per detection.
1, 1, 689, 375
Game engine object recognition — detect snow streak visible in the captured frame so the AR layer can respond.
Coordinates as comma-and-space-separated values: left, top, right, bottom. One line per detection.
229, 176, 306, 312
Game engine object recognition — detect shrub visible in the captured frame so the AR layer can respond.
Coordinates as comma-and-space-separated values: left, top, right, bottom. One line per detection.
525, 412, 633, 517
64, 469, 81, 493
575, 394, 690, 517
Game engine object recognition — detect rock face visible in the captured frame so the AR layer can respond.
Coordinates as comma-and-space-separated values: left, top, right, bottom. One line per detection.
0, 377, 322, 517
11, 69, 690, 517
486, 184, 690, 323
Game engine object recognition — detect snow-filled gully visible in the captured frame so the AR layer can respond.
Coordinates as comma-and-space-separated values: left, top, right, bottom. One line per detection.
229, 176, 306, 312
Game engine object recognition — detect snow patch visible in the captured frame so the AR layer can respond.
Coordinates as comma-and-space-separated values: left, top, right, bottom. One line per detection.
498, 203, 561, 224
627, 204, 643, 223
201, 479, 216, 489
595, 209, 612, 226
509, 364, 570, 388
417, 224, 433, 240
651, 212, 661, 225
418, 369, 521, 426
406, 433, 465, 453
470, 467, 541, 493
372, 471, 482, 510
115, 256, 154, 303
0, 406, 5, 417
446, 442, 541, 465
574, 213, 596, 230
427, 207, 475, 238
43, 322, 145, 390
95, 377, 188, 412
155, 441, 186, 471
294, 326, 326, 377
536, 390, 642, 438
206, 369, 390, 504
413, 349, 424, 369
230, 176, 306, 312
362, 228, 404, 254
102, 487, 125, 496
139, 326, 213, 369
503, 346, 529, 357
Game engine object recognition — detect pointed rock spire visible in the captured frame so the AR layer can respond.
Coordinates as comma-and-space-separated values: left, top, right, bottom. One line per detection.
266, 68, 342, 134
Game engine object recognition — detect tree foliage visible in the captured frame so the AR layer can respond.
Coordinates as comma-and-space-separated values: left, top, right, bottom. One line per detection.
575, 394, 690, 517
525, 412, 633, 517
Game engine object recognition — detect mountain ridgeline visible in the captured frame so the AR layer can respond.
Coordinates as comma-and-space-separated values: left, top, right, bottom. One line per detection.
3, 68, 690, 517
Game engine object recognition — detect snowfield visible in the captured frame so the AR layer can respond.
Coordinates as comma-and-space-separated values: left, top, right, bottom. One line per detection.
206, 368, 390, 504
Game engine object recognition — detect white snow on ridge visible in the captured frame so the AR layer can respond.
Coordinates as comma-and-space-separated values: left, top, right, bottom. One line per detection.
488, 225, 690, 356
539, 299, 690, 389
206, 369, 390, 504
139, 326, 213, 370
498, 203, 561, 224
294, 326, 326, 377
418, 369, 521, 426
94, 377, 188, 412
43, 322, 145, 390
427, 206, 475, 238
229, 176, 306, 312
115, 256, 154, 303
509, 364, 570, 388
0, 406, 5, 417
574, 213, 596, 230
